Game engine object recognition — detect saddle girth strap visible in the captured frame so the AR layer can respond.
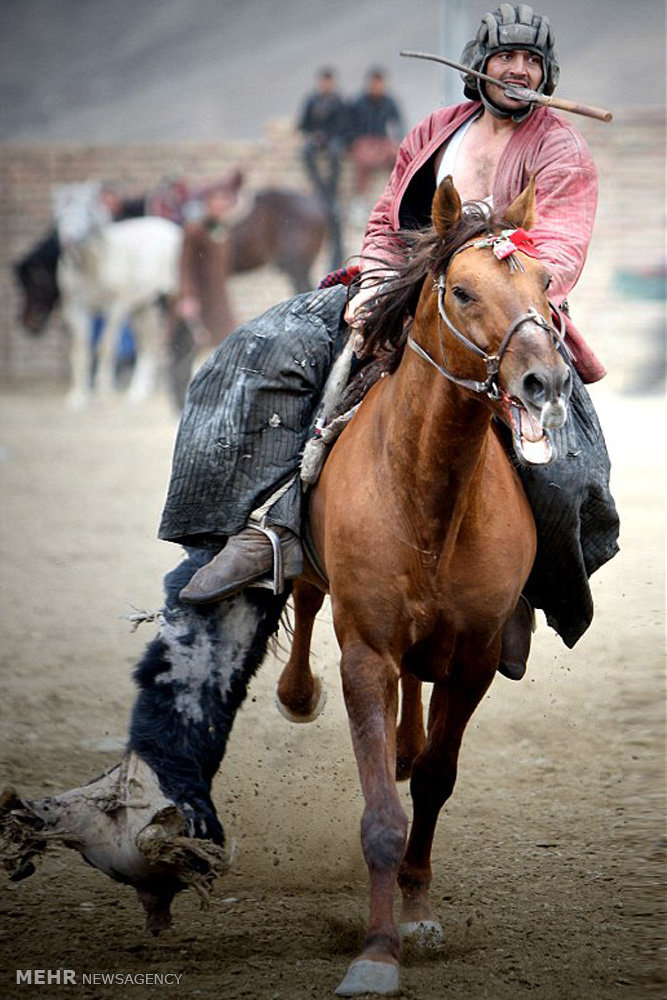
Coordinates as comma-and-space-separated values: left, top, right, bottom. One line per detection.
302, 515, 329, 590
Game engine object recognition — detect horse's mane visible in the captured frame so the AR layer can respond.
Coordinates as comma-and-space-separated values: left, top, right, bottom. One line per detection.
357, 202, 509, 360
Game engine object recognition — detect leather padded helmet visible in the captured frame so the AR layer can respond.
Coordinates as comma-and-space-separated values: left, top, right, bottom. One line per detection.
460, 4, 560, 122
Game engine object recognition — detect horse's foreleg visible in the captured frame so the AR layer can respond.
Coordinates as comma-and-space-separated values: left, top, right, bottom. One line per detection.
398, 660, 495, 949
64, 303, 93, 410
166, 313, 196, 411
396, 674, 425, 781
276, 580, 327, 722
335, 643, 406, 997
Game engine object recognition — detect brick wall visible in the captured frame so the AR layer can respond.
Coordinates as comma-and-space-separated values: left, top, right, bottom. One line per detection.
1, 109, 664, 389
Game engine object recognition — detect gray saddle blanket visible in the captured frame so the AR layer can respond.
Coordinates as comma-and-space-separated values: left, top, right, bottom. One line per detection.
159, 286, 619, 648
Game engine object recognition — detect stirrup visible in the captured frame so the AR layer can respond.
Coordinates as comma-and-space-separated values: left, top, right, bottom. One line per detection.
247, 521, 285, 595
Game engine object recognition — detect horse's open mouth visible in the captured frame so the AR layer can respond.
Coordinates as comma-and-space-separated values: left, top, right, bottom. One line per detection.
507, 399, 553, 465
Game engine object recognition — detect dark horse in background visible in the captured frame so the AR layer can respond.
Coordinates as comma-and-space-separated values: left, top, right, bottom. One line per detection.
14, 229, 62, 335
169, 174, 330, 406
230, 184, 329, 293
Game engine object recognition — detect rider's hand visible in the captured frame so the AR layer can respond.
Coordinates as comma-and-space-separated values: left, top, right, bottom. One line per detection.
344, 275, 395, 329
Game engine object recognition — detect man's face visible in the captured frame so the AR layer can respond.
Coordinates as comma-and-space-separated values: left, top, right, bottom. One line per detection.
205, 189, 235, 221
368, 75, 386, 98
484, 49, 544, 111
100, 188, 122, 217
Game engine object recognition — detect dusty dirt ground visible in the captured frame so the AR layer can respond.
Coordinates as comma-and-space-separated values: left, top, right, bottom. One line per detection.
0, 385, 663, 1000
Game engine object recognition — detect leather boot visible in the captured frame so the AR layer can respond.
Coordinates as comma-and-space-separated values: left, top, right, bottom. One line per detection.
179, 525, 303, 605
497, 595, 535, 680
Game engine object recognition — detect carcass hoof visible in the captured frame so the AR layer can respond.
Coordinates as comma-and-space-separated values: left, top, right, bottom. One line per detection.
334, 959, 400, 997
399, 919, 445, 953
0, 786, 46, 882
275, 675, 327, 724
0, 754, 229, 933
137, 886, 176, 936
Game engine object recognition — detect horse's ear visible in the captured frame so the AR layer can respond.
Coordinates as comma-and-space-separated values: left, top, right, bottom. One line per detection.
504, 176, 538, 230
229, 169, 244, 193
432, 176, 462, 236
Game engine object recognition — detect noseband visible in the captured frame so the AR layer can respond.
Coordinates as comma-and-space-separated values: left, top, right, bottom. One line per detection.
406, 239, 567, 400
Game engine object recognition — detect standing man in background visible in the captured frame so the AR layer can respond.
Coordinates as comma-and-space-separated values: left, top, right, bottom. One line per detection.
348, 67, 405, 223
297, 67, 348, 268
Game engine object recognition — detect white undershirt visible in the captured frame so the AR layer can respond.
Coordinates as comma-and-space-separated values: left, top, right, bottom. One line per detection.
436, 112, 493, 207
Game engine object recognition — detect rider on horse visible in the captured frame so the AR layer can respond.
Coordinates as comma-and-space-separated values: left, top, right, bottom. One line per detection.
2, 6, 620, 943
159, 3, 619, 679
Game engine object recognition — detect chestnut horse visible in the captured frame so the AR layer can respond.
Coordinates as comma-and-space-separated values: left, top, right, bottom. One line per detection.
277, 177, 571, 996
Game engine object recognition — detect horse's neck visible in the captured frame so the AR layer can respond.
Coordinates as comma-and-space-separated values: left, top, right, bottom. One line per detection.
59, 229, 113, 306
379, 343, 493, 541
226, 190, 255, 229
63, 227, 105, 271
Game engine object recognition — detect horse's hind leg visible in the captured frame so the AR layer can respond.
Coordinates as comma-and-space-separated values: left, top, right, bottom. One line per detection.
276, 579, 327, 722
396, 674, 426, 781
398, 663, 494, 950
126, 303, 163, 404
93, 303, 126, 399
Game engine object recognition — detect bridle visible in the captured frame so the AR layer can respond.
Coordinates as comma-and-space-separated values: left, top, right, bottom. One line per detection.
406, 238, 567, 401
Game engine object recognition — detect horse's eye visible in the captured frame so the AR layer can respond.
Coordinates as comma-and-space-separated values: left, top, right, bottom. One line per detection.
452, 286, 473, 304
544, 274, 552, 291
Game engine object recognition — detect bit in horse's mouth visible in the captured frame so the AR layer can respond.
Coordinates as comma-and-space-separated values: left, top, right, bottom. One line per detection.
506, 399, 554, 465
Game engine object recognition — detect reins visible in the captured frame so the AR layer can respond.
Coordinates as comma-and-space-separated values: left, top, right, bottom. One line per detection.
406, 237, 567, 400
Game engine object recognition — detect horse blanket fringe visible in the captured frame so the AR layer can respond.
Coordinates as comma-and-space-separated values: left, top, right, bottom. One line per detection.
159, 287, 619, 648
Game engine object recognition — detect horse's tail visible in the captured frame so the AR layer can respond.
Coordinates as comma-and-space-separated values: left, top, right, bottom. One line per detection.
129, 548, 290, 845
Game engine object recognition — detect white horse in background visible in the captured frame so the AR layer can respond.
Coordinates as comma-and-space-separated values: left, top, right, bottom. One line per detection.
53, 182, 183, 409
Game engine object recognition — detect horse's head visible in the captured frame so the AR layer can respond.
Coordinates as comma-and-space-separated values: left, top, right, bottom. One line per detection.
13, 236, 60, 335
52, 181, 112, 247
428, 176, 571, 464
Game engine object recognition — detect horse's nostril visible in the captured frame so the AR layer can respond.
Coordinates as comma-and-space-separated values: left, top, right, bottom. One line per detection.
522, 372, 546, 405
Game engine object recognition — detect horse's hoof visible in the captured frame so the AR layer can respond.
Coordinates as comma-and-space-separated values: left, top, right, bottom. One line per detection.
398, 919, 445, 952
334, 959, 400, 997
66, 391, 89, 412
275, 676, 327, 724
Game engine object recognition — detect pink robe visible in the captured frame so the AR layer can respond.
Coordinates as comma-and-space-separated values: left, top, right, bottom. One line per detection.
361, 101, 606, 383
